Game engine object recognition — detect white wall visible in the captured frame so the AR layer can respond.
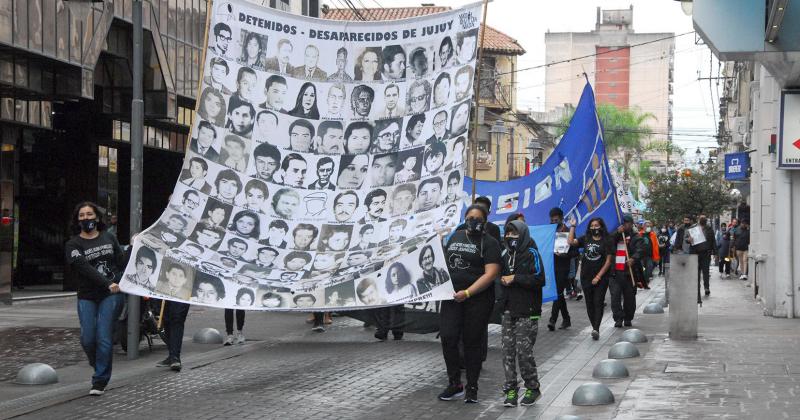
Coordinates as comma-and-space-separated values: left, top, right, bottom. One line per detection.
750, 64, 798, 317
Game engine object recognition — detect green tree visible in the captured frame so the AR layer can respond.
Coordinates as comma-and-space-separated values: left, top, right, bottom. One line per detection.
557, 103, 656, 180
645, 165, 733, 223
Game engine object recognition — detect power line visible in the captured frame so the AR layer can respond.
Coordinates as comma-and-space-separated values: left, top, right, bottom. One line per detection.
495, 31, 695, 77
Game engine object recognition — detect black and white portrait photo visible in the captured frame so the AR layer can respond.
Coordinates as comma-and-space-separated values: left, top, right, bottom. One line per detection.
327, 47, 354, 82
394, 147, 423, 184
307, 156, 336, 190
198, 87, 227, 127
381, 45, 406, 80
265, 38, 295, 74
252, 142, 282, 183
313, 121, 344, 155
225, 96, 256, 139
238, 30, 268, 70
220, 134, 251, 172
210, 22, 233, 58
354, 47, 382, 81
189, 120, 221, 161
288, 82, 321, 120
360, 189, 388, 223
180, 156, 213, 194
406, 79, 431, 115
205, 57, 233, 95
372, 118, 402, 153
292, 44, 328, 81
369, 152, 397, 188
260, 75, 289, 112
350, 84, 375, 119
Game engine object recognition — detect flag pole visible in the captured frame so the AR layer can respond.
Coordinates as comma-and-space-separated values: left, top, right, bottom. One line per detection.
470, 0, 490, 201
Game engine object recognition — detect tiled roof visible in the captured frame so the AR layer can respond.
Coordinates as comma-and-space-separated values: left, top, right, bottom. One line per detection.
323, 6, 526, 55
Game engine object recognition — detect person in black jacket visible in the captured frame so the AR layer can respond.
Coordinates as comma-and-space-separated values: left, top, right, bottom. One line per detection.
65, 201, 125, 396
610, 214, 643, 327
498, 219, 545, 407
548, 208, 577, 331
688, 215, 716, 296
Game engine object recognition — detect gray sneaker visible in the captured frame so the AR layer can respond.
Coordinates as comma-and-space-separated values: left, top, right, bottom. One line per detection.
236, 331, 246, 345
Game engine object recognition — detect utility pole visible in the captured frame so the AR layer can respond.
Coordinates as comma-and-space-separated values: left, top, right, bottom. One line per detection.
128, 0, 144, 360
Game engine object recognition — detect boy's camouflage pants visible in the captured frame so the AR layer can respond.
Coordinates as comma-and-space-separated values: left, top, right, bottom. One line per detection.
501, 311, 540, 391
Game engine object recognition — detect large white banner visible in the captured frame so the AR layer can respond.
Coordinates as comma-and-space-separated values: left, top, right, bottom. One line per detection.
119, 0, 484, 311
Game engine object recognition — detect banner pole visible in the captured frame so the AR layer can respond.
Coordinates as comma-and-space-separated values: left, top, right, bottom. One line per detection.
470, 0, 490, 201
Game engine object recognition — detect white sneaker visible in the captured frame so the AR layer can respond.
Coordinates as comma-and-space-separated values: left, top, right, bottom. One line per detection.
224, 334, 234, 346
236, 331, 245, 345
740, 275, 748, 280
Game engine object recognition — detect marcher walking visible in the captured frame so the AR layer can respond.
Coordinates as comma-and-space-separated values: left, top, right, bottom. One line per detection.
657, 225, 670, 276
65, 202, 125, 396
733, 219, 750, 280
610, 214, 642, 328
717, 225, 732, 278
688, 215, 715, 296
548, 208, 576, 331
438, 205, 502, 404
498, 219, 545, 407
224, 308, 246, 345
568, 217, 614, 340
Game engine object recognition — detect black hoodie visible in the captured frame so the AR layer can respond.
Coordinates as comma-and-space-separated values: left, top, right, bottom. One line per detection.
498, 220, 546, 318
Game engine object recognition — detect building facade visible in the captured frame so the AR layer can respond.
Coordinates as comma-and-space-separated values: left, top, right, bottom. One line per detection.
0, 0, 317, 302
544, 6, 675, 170
693, 0, 800, 317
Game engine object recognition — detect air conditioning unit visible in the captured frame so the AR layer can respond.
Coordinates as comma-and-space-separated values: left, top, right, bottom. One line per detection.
732, 116, 747, 145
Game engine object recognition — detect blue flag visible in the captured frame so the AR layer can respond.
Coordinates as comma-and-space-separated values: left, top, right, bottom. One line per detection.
465, 83, 622, 302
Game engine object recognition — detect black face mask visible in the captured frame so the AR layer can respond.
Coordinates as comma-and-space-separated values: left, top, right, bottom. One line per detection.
465, 218, 485, 234
79, 219, 98, 233
684, 223, 690, 227
505, 237, 519, 250
590, 228, 601, 236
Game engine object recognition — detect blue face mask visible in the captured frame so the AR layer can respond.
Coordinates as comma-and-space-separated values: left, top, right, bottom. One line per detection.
79, 219, 97, 233
465, 218, 485, 234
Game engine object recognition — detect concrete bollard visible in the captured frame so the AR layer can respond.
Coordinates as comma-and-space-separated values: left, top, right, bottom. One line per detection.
668, 253, 698, 340
572, 382, 615, 406
608, 341, 640, 359
592, 359, 630, 379
643, 303, 664, 313
620, 329, 648, 343
193, 327, 224, 344
14, 363, 58, 385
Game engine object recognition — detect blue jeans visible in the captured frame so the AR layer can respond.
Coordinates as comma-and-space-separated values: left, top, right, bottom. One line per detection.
77, 293, 124, 386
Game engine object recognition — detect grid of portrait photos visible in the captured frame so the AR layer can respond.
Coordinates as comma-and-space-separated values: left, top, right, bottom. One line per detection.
120, 0, 484, 310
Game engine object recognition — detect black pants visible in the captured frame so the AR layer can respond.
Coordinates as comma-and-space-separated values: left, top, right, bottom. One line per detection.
163, 301, 190, 361
658, 248, 667, 275
313, 312, 324, 327
440, 289, 493, 389
610, 271, 636, 323
375, 305, 405, 335
224, 309, 245, 334
582, 276, 609, 331
549, 269, 571, 324
698, 252, 711, 291
718, 256, 731, 274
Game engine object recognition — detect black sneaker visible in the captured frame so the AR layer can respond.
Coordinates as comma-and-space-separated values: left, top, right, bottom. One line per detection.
614, 321, 622, 328
591, 330, 600, 340
89, 383, 106, 396
312, 325, 325, 333
156, 357, 172, 367
624, 320, 632, 327
464, 386, 478, 403
170, 359, 182, 372
559, 319, 571, 329
705, 289, 710, 296
503, 389, 518, 407
519, 388, 541, 406
547, 321, 556, 331
374, 330, 388, 341
438, 383, 464, 401
392, 332, 404, 341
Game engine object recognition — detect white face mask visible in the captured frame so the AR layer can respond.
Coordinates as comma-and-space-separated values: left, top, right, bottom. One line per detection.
645, 227, 651, 233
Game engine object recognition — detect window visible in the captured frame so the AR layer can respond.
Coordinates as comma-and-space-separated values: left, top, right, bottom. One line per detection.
97, 145, 119, 220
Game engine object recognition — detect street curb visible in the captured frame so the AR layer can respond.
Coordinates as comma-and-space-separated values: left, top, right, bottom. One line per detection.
11, 293, 77, 302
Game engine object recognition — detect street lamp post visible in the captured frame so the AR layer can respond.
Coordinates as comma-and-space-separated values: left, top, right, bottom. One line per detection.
128, 0, 144, 360
488, 120, 507, 181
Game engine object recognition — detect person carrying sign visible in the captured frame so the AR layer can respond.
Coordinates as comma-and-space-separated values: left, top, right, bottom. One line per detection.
547, 208, 577, 331
498, 219, 545, 407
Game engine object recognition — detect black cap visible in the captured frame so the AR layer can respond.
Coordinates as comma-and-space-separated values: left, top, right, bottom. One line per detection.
622, 214, 634, 223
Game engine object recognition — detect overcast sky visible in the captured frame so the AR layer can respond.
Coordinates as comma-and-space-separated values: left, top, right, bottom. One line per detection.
323, 0, 721, 161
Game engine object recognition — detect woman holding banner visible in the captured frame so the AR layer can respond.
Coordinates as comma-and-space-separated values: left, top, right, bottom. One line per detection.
438, 204, 502, 404
65, 202, 125, 396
